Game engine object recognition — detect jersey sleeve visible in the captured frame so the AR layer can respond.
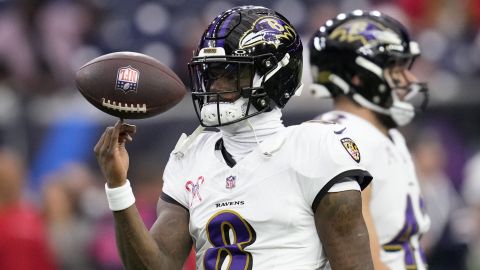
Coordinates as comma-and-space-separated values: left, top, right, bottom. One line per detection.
291, 122, 372, 210
162, 153, 189, 210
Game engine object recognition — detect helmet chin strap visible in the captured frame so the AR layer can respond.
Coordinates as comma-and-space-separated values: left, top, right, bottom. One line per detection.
200, 98, 249, 127
389, 101, 414, 126
351, 89, 414, 127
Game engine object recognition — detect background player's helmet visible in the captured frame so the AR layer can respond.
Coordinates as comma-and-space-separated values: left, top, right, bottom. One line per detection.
189, 5, 303, 127
309, 10, 428, 127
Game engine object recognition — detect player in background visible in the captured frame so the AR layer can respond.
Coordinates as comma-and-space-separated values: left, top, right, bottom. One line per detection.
94, 5, 374, 270
308, 10, 431, 270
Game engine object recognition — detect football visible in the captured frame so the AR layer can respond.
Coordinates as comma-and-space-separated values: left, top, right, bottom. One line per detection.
75, 51, 187, 119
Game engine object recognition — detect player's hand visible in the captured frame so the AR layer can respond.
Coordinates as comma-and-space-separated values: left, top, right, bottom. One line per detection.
94, 119, 136, 188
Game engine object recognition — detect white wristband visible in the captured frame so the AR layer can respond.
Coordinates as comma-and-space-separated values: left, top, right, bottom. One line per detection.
105, 180, 136, 211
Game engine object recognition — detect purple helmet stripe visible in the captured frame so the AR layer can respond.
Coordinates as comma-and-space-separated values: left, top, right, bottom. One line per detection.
201, 11, 236, 48
202, 18, 219, 48
215, 12, 235, 47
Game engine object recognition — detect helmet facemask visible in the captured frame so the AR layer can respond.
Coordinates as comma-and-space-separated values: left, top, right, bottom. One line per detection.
382, 61, 429, 126
189, 52, 282, 127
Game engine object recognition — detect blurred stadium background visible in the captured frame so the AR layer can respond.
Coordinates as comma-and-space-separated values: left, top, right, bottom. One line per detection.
0, 0, 479, 269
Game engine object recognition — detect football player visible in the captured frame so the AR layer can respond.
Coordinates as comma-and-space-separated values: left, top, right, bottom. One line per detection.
95, 6, 374, 270
309, 10, 431, 270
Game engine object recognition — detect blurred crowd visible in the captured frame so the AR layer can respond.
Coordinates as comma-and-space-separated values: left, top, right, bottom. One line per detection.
0, 0, 480, 102
0, 0, 480, 269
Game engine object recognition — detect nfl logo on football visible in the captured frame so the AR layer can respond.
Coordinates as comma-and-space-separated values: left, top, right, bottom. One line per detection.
116, 66, 140, 93
226, 176, 236, 189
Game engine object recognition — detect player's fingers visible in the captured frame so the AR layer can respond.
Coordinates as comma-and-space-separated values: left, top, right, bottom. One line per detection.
93, 129, 108, 154
108, 121, 122, 150
101, 127, 115, 153
121, 123, 136, 135
118, 132, 132, 144
119, 123, 136, 143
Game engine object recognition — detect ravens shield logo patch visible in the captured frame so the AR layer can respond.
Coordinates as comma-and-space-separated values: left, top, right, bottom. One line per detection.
340, 138, 361, 163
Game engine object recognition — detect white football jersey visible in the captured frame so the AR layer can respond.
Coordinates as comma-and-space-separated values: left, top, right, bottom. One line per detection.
162, 122, 371, 270
319, 111, 431, 270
